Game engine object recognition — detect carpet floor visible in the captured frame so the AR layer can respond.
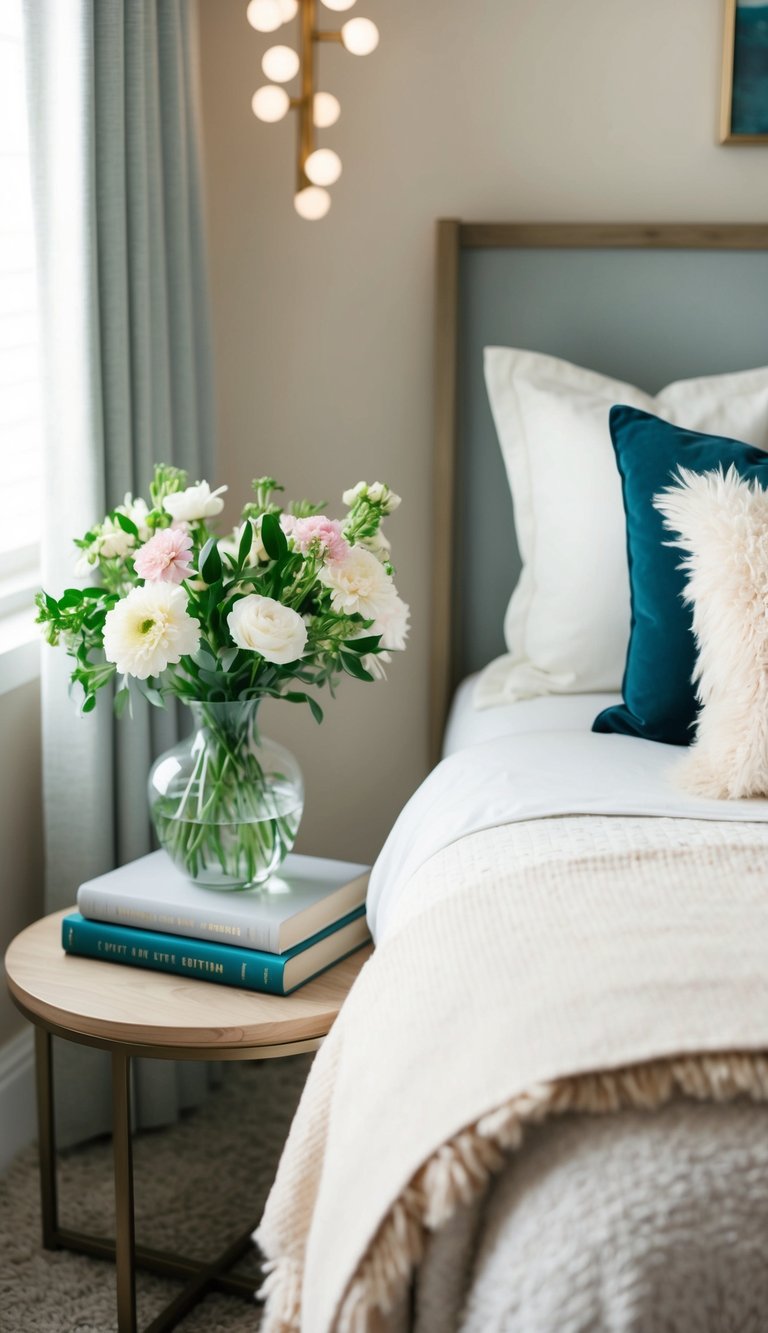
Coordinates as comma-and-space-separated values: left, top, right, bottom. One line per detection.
0, 1056, 311, 1332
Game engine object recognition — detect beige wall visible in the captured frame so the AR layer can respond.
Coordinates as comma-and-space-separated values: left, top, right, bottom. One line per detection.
0, 681, 44, 1044
197, 0, 766, 864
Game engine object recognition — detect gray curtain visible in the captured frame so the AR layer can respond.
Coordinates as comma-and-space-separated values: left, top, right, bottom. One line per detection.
23, 0, 219, 1144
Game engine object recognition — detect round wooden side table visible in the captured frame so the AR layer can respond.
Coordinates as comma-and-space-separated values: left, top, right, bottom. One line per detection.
5, 907, 372, 1333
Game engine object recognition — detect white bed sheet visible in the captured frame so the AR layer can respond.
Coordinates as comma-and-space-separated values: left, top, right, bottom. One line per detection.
368, 680, 768, 942
442, 676, 621, 757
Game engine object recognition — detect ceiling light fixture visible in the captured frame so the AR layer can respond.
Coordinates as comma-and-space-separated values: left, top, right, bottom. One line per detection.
248, 0, 379, 220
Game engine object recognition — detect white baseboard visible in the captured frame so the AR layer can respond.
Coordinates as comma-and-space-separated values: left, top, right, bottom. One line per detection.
0, 1028, 35, 1174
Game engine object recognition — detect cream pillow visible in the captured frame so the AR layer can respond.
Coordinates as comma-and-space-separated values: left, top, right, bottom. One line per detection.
477, 350, 768, 707
654, 466, 768, 800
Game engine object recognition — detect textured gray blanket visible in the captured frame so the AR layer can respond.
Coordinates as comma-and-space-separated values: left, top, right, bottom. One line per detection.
406, 1099, 768, 1333
258, 816, 768, 1333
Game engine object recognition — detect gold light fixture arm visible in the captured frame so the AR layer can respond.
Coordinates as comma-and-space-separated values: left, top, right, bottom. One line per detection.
297, 0, 316, 192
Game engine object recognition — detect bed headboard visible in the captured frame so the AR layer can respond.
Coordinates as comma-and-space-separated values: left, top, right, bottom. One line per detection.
430, 221, 768, 762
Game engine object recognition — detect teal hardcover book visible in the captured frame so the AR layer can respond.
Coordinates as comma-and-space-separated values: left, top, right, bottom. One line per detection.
61, 907, 370, 995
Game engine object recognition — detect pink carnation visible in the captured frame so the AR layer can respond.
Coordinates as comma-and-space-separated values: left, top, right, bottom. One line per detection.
290, 516, 349, 563
134, 527, 193, 584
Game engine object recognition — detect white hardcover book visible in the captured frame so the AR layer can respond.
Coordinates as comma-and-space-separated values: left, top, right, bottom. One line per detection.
77, 850, 370, 954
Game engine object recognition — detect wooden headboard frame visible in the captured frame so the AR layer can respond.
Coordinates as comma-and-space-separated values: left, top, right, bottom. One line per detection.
429, 220, 768, 765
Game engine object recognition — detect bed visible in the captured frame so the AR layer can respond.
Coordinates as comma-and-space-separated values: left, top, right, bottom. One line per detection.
257, 222, 768, 1333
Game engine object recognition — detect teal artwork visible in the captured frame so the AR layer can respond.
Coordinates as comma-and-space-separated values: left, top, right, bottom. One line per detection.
731, 0, 768, 136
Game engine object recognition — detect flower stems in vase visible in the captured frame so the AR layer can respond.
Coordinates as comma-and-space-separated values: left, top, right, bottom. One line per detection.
149, 701, 303, 889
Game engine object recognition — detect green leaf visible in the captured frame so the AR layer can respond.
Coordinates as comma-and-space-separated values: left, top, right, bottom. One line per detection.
260, 511, 287, 561
114, 511, 139, 537
283, 691, 325, 724
219, 646, 240, 673
340, 652, 374, 682
199, 537, 222, 584
81, 587, 104, 599
205, 581, 224, 626
307, 695, 324, 724
114, 687, 131, 719
137, 680, 164, 708
59, 588, 84, 608
81, 694, 97, 714
238, 519, 253, 567
86, 662, 117, 690
193, 647, 218, 672
343, 634, 382, 655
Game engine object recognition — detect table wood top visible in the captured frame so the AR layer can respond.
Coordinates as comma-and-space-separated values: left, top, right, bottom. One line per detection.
4, 908, 372, 1057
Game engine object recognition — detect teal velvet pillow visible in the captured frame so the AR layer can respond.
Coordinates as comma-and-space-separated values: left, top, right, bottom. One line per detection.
593, 405, 768, 745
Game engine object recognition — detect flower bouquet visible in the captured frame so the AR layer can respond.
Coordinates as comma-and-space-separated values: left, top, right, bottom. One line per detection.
37, 467, 408, 889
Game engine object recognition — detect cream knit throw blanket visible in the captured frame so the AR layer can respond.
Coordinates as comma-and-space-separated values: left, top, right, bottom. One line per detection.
256, 817, 768, 1333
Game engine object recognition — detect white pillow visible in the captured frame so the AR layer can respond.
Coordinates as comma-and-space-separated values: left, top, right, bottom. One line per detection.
476, 349, 768, 708
654, 466, 768, 799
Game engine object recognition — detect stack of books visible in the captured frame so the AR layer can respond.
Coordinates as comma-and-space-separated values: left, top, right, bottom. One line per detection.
61, 851, 371, 995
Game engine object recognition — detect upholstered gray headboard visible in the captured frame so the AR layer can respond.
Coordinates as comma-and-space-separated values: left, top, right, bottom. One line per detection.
430, 222, 768, 762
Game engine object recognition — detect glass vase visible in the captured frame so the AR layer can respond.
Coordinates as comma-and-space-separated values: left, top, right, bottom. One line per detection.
148, 701, 303, 891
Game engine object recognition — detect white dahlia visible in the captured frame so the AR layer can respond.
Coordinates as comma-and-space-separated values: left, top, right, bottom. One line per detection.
103, 583, 200, 679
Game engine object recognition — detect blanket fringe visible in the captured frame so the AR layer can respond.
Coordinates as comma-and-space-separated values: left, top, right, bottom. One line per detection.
337, 1052, 768, 1332
258, 1256, 304, 1333
258, 1051, 768, 1333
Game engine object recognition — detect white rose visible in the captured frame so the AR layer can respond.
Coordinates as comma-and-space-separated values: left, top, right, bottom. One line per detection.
163, 481, 228, 523
318, 545, 396, 620
103, 583, 200, 679
227, 594, 307, 664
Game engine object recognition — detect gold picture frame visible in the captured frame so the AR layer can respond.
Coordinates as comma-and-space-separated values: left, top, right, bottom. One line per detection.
720, 0, 768, 143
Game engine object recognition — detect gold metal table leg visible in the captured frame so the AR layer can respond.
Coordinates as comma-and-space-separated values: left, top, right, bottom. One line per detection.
112, 1051, 137, 1333
30, 1022, 265, 1330
34, 1027, 58, 1249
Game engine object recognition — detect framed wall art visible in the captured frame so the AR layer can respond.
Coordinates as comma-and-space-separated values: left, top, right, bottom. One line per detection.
720, 0, 768, 142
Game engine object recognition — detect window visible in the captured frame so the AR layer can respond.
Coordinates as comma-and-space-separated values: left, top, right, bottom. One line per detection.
0, 0, 43, 688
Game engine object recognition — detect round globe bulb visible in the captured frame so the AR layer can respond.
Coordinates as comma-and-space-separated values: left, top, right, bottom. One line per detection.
294, 187, 331, 221
262, 44, 300, 82
278, 0, 299, 17
304, 148, 342, 187
340, 16, 379, 54
313, 91, 341, 128
321, 0, 356, 10
251, 85, 290, 123
246, 0, 283, 33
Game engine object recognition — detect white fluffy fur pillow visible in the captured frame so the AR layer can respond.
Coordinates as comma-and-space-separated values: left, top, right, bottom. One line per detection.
654, 466, 768, 799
